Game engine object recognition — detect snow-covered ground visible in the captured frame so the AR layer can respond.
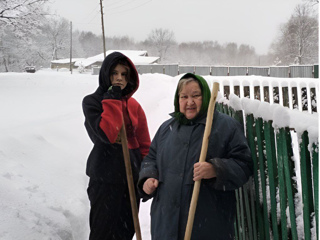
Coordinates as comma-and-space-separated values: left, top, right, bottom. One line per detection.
0, 69, 179, 240
0, 69, 318, 239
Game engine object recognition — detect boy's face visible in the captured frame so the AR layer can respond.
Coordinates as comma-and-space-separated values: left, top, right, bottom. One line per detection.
110, 64, 128, 90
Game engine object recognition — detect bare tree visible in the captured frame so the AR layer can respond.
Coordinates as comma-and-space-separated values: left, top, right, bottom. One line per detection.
224, 42, 238, 65
146, 28, 176, 62
41, 17, 70, 60
0, 0, 52, 71
303, 0, 319, 5
0, 0, 49, 36
270, 3, 318, 65
238, 44, 256, 65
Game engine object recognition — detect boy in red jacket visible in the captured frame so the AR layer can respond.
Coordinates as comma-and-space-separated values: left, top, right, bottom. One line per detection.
82, 52, 151, 240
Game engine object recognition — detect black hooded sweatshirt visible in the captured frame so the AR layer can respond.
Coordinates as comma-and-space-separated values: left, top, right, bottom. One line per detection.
82, 52, 151, 183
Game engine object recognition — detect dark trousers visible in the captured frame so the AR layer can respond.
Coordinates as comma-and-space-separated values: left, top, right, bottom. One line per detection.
87, 179, 140, 240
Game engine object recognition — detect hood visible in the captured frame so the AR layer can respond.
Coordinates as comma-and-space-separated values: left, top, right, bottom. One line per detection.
97, 51, 139, 98
173, 73, 211, 124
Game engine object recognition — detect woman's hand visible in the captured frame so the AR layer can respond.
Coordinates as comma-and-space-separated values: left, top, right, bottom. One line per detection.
143, 178, 159, 195
193, 162, 216, 181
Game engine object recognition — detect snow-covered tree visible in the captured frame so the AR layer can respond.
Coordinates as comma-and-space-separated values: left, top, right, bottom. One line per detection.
303, 0, 319, 5
40, 17, 70, 60
0, 27, 52, 72
146, 28, 176, 62
270, 3, 318, 65
0, 30, 18, 71
273, 57, 282, 66
224, 42, 238, 65
77, 62, 85, 73
0, 0, 49, 37
238, 44, 257, 65
78, 31, 103, 57
0, 0, 52, 71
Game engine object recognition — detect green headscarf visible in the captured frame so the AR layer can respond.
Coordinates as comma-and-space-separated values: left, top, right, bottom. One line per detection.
173, 73, 211, 125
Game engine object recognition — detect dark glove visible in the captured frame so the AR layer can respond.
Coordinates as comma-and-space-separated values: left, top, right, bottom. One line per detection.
103, 85, 122, 100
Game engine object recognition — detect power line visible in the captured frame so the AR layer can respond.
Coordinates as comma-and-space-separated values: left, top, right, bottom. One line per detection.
105, 0, 132, 8
78, 3, 100, 24
105, 0, 142, 12
105, 0, 152, 14
64, 0, 153, 35
74, 0, 152, 26
84, 4, 100, 18
87, 11, 100, 24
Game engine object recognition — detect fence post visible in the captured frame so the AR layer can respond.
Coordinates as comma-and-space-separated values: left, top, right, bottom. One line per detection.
229, 107, 244, 125
249, 178, 258, 240
243, 182, 254, 240
223, 103, 229, 115
216, 102, 223, 113
226, 107, 244, 240
314, 65, 319, 78
312, 143, 319, 239
235, 189, 244, 240
246, 114, 264, 240
255, 118, 271, 240
275, 129, 288, 239
278, 128, 299, 239
263, 121, 279, 239
300, 131, 315, 240
230, 107, 253, 240
234, 220, 239, 240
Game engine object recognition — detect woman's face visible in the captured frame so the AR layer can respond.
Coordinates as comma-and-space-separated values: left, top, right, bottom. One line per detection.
110, 64, 128, 89
179, 81, 202, 120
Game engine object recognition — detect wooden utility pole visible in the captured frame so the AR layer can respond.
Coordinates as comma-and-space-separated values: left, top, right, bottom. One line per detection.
69, 21, 72, 74
100, 0, 106, 58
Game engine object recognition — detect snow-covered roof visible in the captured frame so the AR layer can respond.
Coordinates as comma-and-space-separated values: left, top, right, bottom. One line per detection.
74, 50, 159, 67
128, 56, 160, 65
51, 58, 85, 64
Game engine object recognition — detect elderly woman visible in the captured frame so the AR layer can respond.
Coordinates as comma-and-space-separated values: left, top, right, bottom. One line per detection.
138, 73, 253, 240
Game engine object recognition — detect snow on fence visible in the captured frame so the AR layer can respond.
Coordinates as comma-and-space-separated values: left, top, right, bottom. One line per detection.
215, 94, 319, 240
206, 75, 319, 114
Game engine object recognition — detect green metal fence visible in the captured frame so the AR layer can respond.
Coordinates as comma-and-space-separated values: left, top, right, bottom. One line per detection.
216, 102, 319, 240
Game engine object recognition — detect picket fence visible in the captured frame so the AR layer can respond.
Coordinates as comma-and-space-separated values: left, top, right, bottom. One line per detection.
133, 65, 319, 78
93, 64, 319, 79
215, 99, 318, 240
206, 75, 319, 114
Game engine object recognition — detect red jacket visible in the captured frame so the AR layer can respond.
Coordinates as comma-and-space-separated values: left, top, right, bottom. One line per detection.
100, 97, 150, 158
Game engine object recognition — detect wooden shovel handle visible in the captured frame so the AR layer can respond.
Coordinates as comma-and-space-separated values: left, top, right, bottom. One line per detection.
184, 82, 220, 240
120, 119, 142, 240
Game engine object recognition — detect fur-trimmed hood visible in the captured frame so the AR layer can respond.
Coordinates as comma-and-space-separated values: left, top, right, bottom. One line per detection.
96, 51, 139, 98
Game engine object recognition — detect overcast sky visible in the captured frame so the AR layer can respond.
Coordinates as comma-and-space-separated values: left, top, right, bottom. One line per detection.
50, 0, 305, 55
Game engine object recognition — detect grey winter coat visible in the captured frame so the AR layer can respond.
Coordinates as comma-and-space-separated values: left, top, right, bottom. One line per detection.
138, 110, 253, 240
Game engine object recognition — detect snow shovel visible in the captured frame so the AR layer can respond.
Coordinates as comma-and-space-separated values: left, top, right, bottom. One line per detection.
184, 82, 220, 240
120, 118, 142, 240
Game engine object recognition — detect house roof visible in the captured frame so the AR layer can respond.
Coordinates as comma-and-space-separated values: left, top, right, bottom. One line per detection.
74, 50, 159, 67
128, 56, 160, 65
51, 58, 85, 64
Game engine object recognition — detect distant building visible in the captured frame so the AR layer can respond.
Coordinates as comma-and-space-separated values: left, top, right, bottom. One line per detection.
74, 50, 160, 69
50, 50, 160, 71
50, 58, 84, 70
